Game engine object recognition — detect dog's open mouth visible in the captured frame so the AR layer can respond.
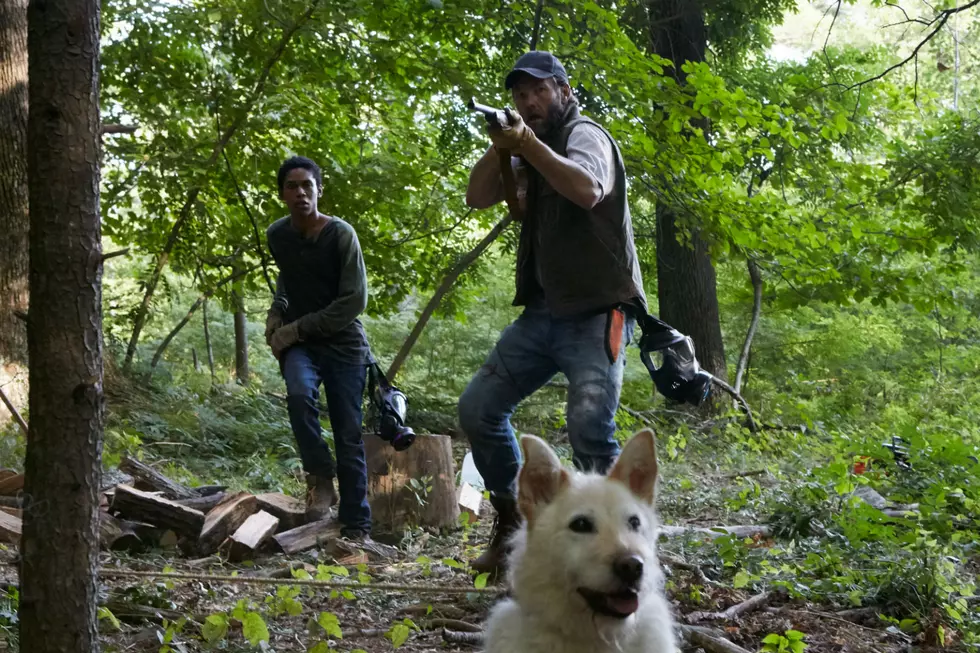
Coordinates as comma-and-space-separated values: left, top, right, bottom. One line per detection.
577, 587, 640, 619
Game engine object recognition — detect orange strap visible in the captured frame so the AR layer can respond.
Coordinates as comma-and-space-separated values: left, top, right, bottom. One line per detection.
605, 308, 625, 364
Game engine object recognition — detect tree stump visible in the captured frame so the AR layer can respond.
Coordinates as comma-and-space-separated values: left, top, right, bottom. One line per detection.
364, 433, 459, 531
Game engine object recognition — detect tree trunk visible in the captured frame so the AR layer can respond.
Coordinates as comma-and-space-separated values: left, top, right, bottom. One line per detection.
232, 274, 249, 385
648, 0, 728, 383
21, 0, 104, 650
0, 0, 30, 426
203, 298, 216, 380
734, 258, 762, 395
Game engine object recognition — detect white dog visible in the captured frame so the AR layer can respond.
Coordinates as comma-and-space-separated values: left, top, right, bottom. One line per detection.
484, 428, 678, 653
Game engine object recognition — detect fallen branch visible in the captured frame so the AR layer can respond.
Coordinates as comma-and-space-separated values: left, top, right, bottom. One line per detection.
425, 618, 481, 632
98, 568, 505, 594
678, 624, 753, 653
0, 386, 28, 437
660, 524, 772, 540
442, 628, 484, 647
686, 591, 775, 623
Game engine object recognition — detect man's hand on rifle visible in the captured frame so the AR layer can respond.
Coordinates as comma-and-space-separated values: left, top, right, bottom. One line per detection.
488, 109, 535, 154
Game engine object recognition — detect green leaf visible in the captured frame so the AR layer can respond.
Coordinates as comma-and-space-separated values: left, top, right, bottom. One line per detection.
762, 634, 782, 645
97, 606, 121, 631
201, 614, 229, 643
242, 612, 269, 645
733, 570, 751, 588
474, 572, 490, 589
308, 643, 331, 653
387, 623, 411, 648
785, 630, 805, 640
317, 611, 343, 639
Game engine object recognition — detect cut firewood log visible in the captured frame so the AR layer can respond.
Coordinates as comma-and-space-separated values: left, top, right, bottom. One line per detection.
272, 518, 340, 555
0, 510, 22, 544
364, 433, 459, 531
110, 484, 205, 537
0, 469, 19, 484
255, 492, 307, 531
98, 512, 143, 552
0, 473, 24, 496
119, 456, 196, 500
175, 491, 227, 513
227, 510, 279, 562
0, 507, 22, 519
198, 492, 257, 555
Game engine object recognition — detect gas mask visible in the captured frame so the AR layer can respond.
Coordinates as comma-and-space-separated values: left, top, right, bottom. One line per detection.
637, 314, 713, 407
368, 364, 416, 452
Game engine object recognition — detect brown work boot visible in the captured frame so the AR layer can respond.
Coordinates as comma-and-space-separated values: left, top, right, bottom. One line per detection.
471, 494, 522, 577
305, 474, 338, 521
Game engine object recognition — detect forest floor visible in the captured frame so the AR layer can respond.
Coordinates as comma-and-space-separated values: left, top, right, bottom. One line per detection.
0, 462, 923, 653
0, 379, 967, 653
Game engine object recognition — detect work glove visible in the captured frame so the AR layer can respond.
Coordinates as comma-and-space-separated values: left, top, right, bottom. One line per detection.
265, 311, 283, 346
269, 321, 301, 360
489, 109, 535, 154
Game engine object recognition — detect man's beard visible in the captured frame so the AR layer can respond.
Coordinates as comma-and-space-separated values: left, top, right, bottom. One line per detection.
531, 97, 568, 137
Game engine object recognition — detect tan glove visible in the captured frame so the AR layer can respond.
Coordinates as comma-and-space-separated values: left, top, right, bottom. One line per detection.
269, 321, 301, 359
265, 311, 283, 346
489, 109, 535, 154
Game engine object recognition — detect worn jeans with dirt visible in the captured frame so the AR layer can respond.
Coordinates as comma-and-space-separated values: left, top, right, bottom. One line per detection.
458, 303, 635, 498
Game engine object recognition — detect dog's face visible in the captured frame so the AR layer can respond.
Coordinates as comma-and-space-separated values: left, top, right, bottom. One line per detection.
516, 429, 661, 621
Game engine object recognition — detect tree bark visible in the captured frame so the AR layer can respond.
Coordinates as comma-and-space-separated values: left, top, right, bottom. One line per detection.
20, 0, 104, 650
734, 258, 762, 395
0, 0, 30, 425
232, 273, 249, 385
122, 1, 320, 370
648, 0, 728, 384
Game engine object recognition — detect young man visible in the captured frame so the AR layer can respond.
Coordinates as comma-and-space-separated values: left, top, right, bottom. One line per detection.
265, 155, 373, 539
459, 52, 648, 574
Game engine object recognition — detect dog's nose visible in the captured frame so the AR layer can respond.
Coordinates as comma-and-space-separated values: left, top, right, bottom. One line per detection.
613, 555, 644, 584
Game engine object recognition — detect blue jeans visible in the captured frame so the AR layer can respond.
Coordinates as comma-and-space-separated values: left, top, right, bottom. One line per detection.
281, 345, 371, 532
458, 304, 634, 497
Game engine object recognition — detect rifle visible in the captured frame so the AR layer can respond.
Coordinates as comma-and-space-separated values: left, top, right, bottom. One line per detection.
467, 97, 523, 221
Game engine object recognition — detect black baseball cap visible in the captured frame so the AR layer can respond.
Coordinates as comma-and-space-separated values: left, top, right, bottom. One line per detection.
505, 51, 569, 90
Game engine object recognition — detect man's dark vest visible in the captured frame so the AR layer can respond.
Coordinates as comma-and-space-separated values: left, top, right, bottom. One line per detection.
513, 104, 647, 316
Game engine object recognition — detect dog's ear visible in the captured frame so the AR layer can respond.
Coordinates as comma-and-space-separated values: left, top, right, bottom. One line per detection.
609, 428, 659, 504
518, 435, 569, 523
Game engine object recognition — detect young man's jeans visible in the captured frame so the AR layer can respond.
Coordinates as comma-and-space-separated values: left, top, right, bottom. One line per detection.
458, 304, 635, 498
281, 345, 371, 532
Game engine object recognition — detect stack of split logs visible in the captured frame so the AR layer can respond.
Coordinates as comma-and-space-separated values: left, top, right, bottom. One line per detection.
0, 433, 469, 562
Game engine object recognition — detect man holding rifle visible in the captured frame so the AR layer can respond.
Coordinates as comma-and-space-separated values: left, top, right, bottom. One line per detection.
459, 51, 648, 576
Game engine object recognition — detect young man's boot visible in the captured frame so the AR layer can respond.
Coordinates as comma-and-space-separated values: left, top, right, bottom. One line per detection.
471, 494, 522, 576
305, 474, 337, 521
